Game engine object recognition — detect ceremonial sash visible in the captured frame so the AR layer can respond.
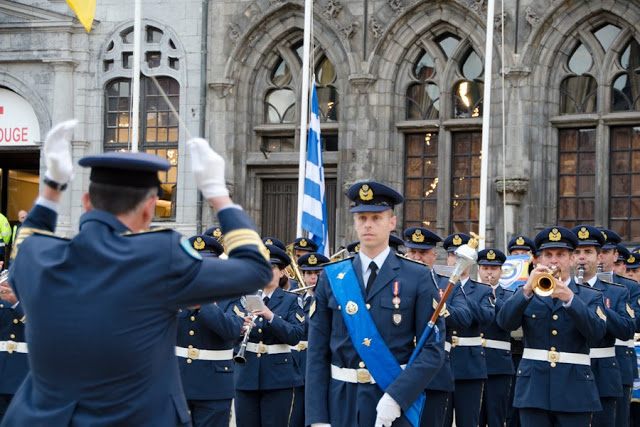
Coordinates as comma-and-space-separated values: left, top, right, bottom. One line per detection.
325, 261, 425, 427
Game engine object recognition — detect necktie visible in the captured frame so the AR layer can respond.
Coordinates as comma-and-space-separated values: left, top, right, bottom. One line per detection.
366, 261, 378, 294
263, 296, 270, 306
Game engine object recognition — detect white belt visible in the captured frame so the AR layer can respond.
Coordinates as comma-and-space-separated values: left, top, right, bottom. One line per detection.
615, 339, 635, 349
451, 336, 482, 347
522, 348, 590, 366
290, 341, 308, 352
589, 347, 616, 359
175, 347, 233, 361
331, 364, 407, 385
483, 339, 512, 351
445, 341, 451, 352
0, 340, 28, 354
246, 342, 291, 355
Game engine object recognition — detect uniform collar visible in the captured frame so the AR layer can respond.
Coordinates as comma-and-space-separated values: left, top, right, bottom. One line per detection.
79, 210, 131, 233
358, 246, 391, 276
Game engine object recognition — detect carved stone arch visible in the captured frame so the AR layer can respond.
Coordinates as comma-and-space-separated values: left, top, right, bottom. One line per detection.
603, 27, 637, 78
0, 71, 51, 139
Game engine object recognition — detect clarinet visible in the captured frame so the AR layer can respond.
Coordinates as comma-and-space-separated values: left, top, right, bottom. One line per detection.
577, 265, 585, 285
234, 314, 256, 364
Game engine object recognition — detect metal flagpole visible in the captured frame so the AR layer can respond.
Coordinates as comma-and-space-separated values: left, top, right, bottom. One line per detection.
478, 0, 495, 251
296, 0, 313, 236
131, 0, 142, 152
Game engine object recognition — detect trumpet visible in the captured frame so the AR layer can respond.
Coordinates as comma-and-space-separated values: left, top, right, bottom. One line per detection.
532, 265, 560, 297
234, 314, 257, 364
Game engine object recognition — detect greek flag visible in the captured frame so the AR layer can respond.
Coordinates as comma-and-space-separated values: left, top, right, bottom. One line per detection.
301, 83, 329, 256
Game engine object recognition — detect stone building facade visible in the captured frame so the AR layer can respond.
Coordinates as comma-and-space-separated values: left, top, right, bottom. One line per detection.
1, 0, 639, 252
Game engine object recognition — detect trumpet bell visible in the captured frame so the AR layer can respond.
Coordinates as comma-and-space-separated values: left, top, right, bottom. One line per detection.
532, 272, 556, 297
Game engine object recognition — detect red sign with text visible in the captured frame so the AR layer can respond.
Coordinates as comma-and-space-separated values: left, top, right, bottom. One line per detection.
0, 88, 41, 146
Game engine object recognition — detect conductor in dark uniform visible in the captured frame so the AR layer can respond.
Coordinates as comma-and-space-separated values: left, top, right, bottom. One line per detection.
3, 121, 272, 426
234, 244, 306, 427
177, 235, 244, 426
306, 181, 445, 427
497, 226, 607, 427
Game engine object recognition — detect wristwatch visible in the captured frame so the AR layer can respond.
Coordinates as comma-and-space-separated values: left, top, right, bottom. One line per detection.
43, 177, 68, 191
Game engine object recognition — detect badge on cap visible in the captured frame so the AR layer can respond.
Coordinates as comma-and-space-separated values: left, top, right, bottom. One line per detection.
181, 237, 203, 260
549, 228, 561, 242
487, 250, 496, 260
300, 239, 308, 247
630, 255, 636, 263
516, 237, 525, 246
193, 237, 205, 250
213, 228, 222, 238
265, 239, 273, 245
359, 184, 373, 201
412, 230, 425, 243
578, 227, 589, 240
355, 244, 360, 253
601, 231, 608, 241
309, 255, 318, 265
452, 235, 462, 246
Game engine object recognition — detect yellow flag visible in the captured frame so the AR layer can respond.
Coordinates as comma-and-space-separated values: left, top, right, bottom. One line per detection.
65, 0, 96, 33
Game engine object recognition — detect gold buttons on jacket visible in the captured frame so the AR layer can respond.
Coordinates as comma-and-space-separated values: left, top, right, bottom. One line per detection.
480, 333, 484, 338
189, 330, 195, 336
532, 314, 536, 319
187, 359, 192, 364
453, 331, 457, 335
552, 315, 558, 320
366, 304, 371, 310
188, 345, 193, 349
552, 330, 558, 335
258, 329, 263, 333
359, 362, 365, 368
550, 362, 556, 368
10, 334, 15, 339
13, 319, 18, 324
190, 316, 196, 322
259, 317, 264, 322
550, 347, 556, 351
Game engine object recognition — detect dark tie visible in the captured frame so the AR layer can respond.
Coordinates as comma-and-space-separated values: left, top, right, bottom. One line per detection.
263, 296, 270, 306
366, 262, 378, 294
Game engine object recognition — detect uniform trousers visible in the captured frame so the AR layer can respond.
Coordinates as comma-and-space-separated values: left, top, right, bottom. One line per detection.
479, 375, 512, 427
614, 385, 631, 427
0, 395, 12, 421
444, 379, 484, 427
289, 385, 305, 427
592, 396, 616, 427
420, 390, 449, 427
235, 388, 294, 427
507, 352, 522, 427
187, 399, 232, 427
519, 408, 592, 427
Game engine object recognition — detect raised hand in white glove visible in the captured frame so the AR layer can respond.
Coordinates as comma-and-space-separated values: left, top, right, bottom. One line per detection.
187, 137, 229, 199
374, 393, 401, 427
44, 119, 78, 185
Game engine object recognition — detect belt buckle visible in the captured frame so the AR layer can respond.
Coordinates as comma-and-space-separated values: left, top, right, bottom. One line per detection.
6, 341, 16, 354
356, 369, 372, 384
548, 350, 560, 363
297, 342, 307, 351
188, 348, 199, 359
451, 336, 458, 347
258, 344, 268, 354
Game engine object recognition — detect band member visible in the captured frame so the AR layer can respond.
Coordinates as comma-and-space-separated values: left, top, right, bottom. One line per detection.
289, 252, 330, 427
442, 233, 495, 427
614, 244, 631, 278
403, 226, 472, 427
477, 249, 514, 427
625, 251, 640, 283
177, 235, 243, 426
497, 226, 607, 427
306, 181, 445, 427
292, 237, 319, 260
346, 241, 360, 256
598, 229, 640, 427
263, 237, 299, 291
234, 244, 306, 427
389, 234, 406, 255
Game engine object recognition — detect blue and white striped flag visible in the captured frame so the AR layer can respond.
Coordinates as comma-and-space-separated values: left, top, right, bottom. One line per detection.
302, 83, 329, 256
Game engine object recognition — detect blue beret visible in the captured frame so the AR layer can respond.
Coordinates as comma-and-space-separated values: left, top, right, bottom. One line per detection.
443, 233, 471, 253
598, 228, 621, 249
188, 235, 224, 257
571, 225, 605, 247
298, 252, 330, 271
347, 181, 403, 213
293, 237, 318, 252
534, 226, 578, 251
204, 226, 223, 241
79, 152, 170, 188
403, 227, 442, 250
478, 248, 506, 266
265, 244, 291, 267
346, 241, 360, 255
617, 244, 631, 262
507, 235, 536, 254
627, 251, 640, 269
262, 237, 286, 251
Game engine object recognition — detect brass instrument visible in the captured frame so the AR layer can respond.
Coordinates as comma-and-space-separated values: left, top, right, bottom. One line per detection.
234, 314, 257, 364
330, 247, 348, 261
288, 284, 316, 294
532, 265, 559, 297
285, 243, 305, 286
0, 270, 8, 285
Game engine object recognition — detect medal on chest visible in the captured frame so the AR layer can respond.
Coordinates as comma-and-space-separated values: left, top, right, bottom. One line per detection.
392, 281, 402, 326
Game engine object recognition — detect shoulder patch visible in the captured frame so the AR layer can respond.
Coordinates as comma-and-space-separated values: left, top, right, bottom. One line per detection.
627, 304, 635, 318
309, 299, 316, 318
180, 237, 203, 260
233, 305, 245, 317
596, 306, 607, 321
296, 313, 305, 323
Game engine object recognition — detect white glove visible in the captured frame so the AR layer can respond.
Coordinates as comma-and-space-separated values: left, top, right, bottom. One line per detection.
44, 119, 78, 185
187, 137, 229, 199
374, 393, 401, 427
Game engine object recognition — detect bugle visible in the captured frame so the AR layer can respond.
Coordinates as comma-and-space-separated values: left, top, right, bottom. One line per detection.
234, 314, 257, 364
532, 265, 559, 297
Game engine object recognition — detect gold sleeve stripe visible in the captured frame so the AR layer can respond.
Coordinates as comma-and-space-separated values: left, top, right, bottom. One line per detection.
10, 227, 54, 260
224, 229, 269, 261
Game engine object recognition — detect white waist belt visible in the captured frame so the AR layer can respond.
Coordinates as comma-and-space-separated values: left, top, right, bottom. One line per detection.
451, 336, 482, 347
445, 341, 451, 352
0, 340, 27, 354
615, 339, 635, 349
522, 348, 590, 366
175, 347, 233, 361
290, 341, 308, 352
331, 364, 407, 385
589, 347, 616, 359
483, 339, 512, 351
246, 342, 291, 355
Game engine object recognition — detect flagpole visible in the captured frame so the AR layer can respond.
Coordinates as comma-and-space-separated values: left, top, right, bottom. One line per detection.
478, 0, 495, 251
296, 0, 313, 237
131, 0, 142, 152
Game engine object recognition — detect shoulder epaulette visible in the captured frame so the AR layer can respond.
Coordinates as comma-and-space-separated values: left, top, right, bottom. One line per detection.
472, 279, 492, 287
607, 282, 626, 288
578, 283, 602, 291
11, 226, 69, 260
396, 253, 426, 266
324, 256, 354, 265
121, 227, 171, 236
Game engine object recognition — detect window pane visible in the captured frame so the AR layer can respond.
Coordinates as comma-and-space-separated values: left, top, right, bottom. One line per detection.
568, 43, 592, 75
454, 81, 483, 118
271, 59, 291, 86
414, 50, 436, 81
406, 83, 440, 120
559, 198, 577, 220
609, 126, 640, 242
265, 89, 296, 123
462, 51, 483, 80
558, 128, 595, 225
449, 132, 481, 233
593, 24, 621, 51
437, 34, 460, 59
560, 75, 597, 114
403, 133, 439, 231
406, 158, 423, 177
316, 57, 336, 86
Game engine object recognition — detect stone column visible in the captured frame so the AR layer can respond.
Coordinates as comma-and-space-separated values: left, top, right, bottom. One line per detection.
494, 177, 529, 240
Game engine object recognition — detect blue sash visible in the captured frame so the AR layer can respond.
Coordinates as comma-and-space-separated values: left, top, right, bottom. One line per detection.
325, 261, 425, 427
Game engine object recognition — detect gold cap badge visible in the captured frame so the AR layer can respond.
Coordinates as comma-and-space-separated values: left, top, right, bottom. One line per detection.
355, 244, 360, 253
359, 184, 373, 201
629, 255, 636, 263
309, 254, 318, 265
213, 228, 222, 238
300, 239, 308, 247
577, 227, 589, 240
549, 228, 561, 242
487, 250, 496, 260
193, 237, 205, 250
452, 235, 462, 246
412, 230, 425, 243
265, 239, 273, 245
516, 237, 525, 246
601, 231, 607, 241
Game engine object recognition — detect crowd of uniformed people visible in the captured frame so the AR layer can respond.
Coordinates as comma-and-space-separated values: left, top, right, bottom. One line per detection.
2, 120, 640, 426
